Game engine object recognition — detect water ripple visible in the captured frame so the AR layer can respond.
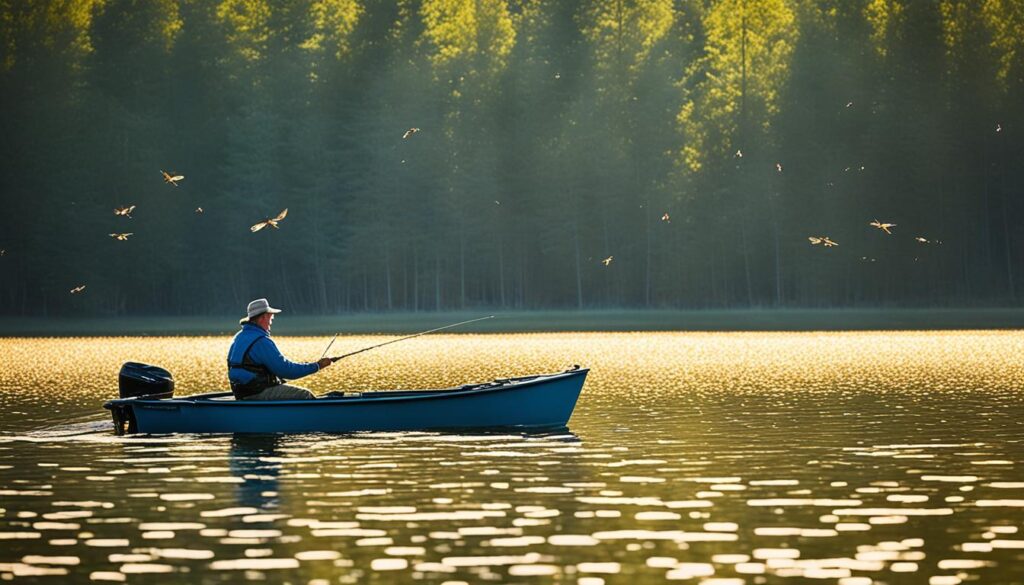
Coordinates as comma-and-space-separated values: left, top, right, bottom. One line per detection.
0, 332, 1022, 583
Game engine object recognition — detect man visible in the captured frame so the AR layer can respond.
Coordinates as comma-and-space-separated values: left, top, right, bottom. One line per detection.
227, 298, 332, 400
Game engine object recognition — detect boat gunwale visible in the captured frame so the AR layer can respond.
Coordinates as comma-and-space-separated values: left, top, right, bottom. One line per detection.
105, 368, 588, 409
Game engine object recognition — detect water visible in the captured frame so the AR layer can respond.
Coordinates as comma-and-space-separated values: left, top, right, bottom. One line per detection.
0, 332, 1022, 583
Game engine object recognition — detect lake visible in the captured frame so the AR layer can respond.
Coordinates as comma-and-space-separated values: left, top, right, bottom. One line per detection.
1, 332, 1022, 583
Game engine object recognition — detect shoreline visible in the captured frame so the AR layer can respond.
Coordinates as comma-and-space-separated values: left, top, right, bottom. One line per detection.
1, 308, 1023, 336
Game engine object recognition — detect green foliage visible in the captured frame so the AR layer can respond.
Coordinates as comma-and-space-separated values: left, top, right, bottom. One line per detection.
983, 0, 1024, 88
420, 0, 515, 82
0, 0, 99, 72
303, 0, 363, 58
217, 0, 271, 62
582, 0, 675, 79
1, 0, 1023, 316
678, 0, 797, 172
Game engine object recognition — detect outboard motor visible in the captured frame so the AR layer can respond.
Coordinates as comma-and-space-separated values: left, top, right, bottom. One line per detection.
118, 362, 174, 399
107, 363, 174, 435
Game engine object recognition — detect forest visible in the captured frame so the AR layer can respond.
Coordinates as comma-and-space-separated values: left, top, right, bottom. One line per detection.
0, 0, 1022, 316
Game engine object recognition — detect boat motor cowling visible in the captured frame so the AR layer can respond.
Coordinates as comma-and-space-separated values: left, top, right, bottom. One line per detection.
118, 362, 174, 399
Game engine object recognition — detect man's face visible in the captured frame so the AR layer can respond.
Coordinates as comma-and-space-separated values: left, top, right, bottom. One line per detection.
258, 312, 274, 331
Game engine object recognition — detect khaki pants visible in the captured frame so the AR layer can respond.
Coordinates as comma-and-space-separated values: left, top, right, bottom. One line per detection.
241, 383, 316, 401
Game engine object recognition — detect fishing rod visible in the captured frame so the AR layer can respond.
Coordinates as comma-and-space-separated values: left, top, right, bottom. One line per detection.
319, 333, 338, 360
328, 315, 495, 363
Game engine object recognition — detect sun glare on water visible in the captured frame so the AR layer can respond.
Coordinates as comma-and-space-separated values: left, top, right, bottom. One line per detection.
0, 331, 1022, 583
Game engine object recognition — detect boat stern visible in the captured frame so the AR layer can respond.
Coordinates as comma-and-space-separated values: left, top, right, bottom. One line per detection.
103, 398, 137, 436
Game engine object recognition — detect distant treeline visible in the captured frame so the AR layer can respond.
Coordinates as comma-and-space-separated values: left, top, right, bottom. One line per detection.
1, 0, 1022, 316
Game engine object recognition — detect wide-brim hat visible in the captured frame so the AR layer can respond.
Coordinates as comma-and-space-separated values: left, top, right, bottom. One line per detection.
240, 298, 282, 324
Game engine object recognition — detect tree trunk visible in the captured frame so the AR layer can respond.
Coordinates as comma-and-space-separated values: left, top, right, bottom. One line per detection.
385, 244, 393, 310
999, 132, 1015, 300
773, 210, 782, 306
498, 237, 506, 308
740, 218, 753, 307
519, 239, 527, 308
740, 8, 747, 129
574, 220, 583, 309
1001, 190, 1015, 299
644, 194, 652, 307
434, 251, 441, 311
459, 231, 466, 309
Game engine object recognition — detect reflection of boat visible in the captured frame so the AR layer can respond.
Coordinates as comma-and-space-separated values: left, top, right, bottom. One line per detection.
229, 434, 282, 510
104, 367, 588, 435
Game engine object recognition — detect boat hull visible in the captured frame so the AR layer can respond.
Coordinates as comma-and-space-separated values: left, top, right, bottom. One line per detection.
105, 369, 588, 434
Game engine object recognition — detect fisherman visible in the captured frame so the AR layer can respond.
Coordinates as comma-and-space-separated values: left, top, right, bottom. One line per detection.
227, 298, 332, 400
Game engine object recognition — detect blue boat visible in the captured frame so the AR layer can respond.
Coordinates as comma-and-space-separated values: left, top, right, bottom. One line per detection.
104, 366, 588, 435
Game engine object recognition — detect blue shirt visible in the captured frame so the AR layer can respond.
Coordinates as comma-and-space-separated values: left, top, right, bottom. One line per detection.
227, 324, 319, 386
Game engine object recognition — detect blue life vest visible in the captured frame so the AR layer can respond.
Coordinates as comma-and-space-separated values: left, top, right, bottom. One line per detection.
227, 326, 283, 399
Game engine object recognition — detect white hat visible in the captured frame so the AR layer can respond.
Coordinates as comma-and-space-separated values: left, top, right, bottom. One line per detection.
241, 298, 282, 324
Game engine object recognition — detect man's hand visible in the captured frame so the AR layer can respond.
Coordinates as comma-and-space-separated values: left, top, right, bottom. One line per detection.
317, 358, 333, 370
